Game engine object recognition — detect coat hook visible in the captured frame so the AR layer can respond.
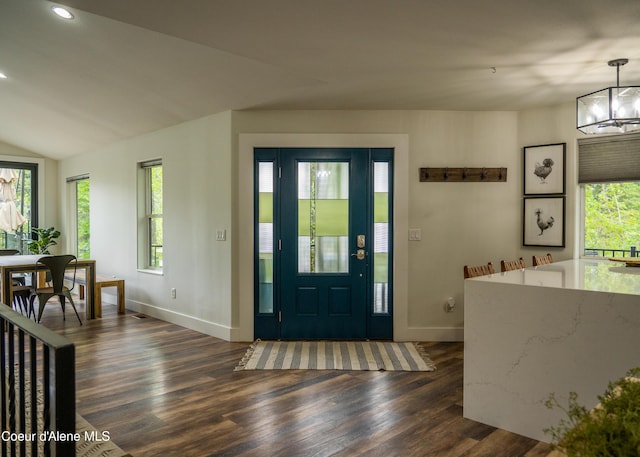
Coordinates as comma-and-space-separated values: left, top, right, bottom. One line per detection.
481, 168, 487, 180
423, 168, 429, 180
444, 167, 449, 180
462, 168, 467, 179
499, 167, 503, 180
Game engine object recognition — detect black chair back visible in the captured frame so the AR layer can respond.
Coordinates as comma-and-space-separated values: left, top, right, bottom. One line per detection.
38, 255, 77, 293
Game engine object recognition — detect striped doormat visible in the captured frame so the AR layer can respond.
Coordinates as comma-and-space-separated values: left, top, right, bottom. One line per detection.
234, 340, 436, 372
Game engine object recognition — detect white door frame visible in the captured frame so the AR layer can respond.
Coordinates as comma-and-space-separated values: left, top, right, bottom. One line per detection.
236, 133, 409, 342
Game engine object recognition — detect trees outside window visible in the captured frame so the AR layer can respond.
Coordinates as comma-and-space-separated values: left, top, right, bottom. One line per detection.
583, 182, 640, 256
138, 160, 163, 270
0, 162, 37, 253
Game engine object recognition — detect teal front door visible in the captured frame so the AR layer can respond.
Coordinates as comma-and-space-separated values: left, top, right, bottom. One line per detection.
254, 147, 393, 340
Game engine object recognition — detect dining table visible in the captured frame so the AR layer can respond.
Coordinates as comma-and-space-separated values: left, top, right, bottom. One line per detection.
0, 254, 97, 319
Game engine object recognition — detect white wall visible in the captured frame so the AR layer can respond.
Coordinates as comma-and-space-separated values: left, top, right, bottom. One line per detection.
232, 109, 578, 341
54, 103, 582, 342
518, 101, 581, 257
58, 112, 235, 339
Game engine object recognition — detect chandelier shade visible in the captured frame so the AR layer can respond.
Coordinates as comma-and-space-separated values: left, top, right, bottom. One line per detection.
576, 59, 640, 134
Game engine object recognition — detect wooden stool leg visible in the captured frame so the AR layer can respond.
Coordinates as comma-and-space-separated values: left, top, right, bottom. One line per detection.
95, 283, 103, 318
118, 281, 125, 314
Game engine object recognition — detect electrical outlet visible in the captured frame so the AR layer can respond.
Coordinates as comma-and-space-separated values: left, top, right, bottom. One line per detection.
443, 297, 455, 313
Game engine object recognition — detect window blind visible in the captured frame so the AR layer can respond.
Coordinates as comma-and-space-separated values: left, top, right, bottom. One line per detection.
578, 132, 640, 183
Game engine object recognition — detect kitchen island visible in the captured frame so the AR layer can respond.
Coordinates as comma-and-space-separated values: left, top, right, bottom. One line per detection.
463, 259, 640, 442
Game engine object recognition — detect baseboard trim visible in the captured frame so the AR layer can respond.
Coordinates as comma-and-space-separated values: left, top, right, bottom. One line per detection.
121, 300, 463, 343
127, 300, 232, 341
396, 327, 464, 342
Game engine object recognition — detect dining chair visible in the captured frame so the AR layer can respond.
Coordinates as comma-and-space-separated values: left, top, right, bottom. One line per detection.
532, 253, 553, 267
463, 262, 495, 279
500, 257, 526, 272
30, 255, 82, 325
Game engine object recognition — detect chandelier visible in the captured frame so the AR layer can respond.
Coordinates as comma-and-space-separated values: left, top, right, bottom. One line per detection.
576, 58, 640, 134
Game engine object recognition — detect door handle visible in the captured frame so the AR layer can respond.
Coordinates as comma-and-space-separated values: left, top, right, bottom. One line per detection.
351, 249, 366, 260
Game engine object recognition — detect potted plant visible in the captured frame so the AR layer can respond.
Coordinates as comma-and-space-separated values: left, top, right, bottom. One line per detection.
27, 226, 61, 254
544, 367, 640, 456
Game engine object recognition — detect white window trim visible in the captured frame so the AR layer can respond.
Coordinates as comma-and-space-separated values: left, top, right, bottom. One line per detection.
137, 159, 163, 272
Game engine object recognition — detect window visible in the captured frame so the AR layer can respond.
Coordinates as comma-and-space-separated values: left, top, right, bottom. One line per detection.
138, 160, 163, 270
67, 175, 90, 259
373, 160, 391, 314
0, 161, 38, 253
579, 134, 640, 257
257, 161, 274, 314
583, 182, 640, 257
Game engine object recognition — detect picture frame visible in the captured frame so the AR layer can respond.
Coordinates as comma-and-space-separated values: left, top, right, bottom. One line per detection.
523, 143, 565, 195
523, 196, 565, 247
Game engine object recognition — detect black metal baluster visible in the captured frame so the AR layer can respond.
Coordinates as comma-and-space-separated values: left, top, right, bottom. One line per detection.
18, 329, 26, 456
1, 316, 6, 457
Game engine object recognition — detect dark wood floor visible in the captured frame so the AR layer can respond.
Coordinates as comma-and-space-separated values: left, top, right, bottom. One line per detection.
36, 301, 552, 457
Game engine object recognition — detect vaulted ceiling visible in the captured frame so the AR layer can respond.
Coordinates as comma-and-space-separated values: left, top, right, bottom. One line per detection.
1, 0, 639, 159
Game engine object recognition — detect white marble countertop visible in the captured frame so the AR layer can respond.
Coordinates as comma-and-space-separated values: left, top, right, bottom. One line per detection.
466, 258, 640, 296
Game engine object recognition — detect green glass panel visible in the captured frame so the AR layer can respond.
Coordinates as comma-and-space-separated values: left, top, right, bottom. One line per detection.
259, 193, 273, 223
315, 200, 348, 236
298, 200, 311, 236
374, 253, 388, 283
299, 199, 348, 236
374, 193, 388, 223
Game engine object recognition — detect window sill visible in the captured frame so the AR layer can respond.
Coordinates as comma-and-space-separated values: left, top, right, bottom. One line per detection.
137, 268, 164, 276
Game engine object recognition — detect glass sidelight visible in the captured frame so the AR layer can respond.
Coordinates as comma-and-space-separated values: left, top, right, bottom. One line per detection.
373, 161, 390, 314
258, 162, 274, 314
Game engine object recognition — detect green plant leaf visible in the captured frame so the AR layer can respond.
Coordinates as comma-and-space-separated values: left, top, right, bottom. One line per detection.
545, 368, 640, 457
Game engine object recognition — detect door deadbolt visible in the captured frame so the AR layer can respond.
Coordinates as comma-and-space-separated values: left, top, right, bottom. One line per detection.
357, 234, 365, 248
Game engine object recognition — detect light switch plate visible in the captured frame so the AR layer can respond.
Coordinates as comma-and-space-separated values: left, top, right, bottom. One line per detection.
216, 229, 226, 241
408, 228, 422, 241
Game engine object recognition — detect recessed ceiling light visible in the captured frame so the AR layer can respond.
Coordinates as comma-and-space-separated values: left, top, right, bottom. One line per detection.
51, 6, 74, 19
0, 72, 7, 79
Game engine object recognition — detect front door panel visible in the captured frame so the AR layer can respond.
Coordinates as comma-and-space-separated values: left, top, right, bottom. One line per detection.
280, 149, 367, 339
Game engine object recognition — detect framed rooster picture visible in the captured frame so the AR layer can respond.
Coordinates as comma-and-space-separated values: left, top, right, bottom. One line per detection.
523, 196, 565, 247
523, 143, 566, 195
